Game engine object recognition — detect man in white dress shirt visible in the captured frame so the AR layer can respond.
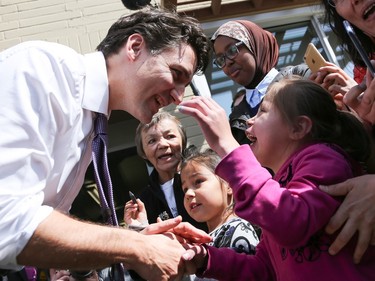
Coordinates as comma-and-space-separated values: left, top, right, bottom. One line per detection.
0, 7, 210, 281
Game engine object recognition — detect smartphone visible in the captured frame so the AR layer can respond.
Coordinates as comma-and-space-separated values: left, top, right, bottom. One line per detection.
128, 191, 137, 204
304, 43, 328, 72
343, 20, 375, 77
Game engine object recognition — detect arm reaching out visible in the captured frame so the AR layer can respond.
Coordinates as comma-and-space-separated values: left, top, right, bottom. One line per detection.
17, 211, 191, 281
142, 216, 212, 244
320, 174, 375, 263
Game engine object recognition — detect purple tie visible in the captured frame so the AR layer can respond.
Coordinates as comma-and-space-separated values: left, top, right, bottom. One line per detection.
92, 113, 125, 281
24, 266, 37, 281
92, 113, 118, 225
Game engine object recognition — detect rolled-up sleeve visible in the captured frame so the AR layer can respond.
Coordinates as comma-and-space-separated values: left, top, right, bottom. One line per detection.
0, 41, 94, 269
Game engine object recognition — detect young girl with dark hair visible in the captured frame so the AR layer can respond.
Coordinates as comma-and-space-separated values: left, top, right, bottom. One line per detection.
179, 77, 375, 280
180, 148, 259, 281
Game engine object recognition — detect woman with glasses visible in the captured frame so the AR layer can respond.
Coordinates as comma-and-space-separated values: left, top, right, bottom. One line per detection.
211, 20, 310, 146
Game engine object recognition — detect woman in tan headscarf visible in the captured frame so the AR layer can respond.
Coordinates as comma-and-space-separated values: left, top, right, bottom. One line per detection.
212, 20, 309, 145
212, 20, 280, 145
212, 20, 279, 90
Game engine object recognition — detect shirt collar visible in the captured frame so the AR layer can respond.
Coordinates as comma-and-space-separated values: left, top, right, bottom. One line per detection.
245, 68, 279, 108
82, 51, 109, 116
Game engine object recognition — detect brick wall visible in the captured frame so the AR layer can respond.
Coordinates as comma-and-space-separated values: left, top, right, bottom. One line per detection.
0, 0, 127, 51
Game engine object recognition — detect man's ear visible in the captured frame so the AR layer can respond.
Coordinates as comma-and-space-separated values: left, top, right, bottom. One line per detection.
126, 33, 144, 60
290, 115, 312, 140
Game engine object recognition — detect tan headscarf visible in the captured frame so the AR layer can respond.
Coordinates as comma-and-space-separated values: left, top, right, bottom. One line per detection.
211, 20, 279, 89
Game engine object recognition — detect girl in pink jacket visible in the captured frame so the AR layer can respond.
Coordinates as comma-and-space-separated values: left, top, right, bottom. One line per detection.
178, 77, 375, 281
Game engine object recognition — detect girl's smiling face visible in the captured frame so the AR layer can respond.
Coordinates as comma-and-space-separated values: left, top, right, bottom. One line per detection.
246, 96, 295, 173
181, 161, 232, 231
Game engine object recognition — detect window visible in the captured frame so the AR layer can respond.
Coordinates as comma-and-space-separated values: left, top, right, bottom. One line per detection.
203, 7, 353, 116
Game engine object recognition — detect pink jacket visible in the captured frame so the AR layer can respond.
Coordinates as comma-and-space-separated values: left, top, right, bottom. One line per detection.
200, 144, 375, 281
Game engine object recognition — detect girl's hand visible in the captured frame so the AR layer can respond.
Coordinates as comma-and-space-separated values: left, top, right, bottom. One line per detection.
49, 269, 71, 281
142, 216, 212, 244
182, 243, 208, 275
177, 96, 240, 158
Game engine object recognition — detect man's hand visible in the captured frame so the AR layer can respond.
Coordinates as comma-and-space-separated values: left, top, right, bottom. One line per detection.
320, 175, 375, 263
129, 232, 188, 281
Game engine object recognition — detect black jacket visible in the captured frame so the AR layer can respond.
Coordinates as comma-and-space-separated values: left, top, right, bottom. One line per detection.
139, 169, 207, 232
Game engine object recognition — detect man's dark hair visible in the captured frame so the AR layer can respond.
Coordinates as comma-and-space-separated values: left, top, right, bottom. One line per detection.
120, 0, 151, 10
97, 7, 210, 74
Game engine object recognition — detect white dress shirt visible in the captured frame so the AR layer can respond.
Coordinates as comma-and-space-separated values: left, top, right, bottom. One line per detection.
160, 178, 179, 218
0, 41, 109, 269
245, 68, 279, 108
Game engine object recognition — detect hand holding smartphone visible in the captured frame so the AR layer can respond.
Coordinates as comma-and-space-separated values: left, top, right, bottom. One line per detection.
343, 20, 375, 77
304, 43, 329, 72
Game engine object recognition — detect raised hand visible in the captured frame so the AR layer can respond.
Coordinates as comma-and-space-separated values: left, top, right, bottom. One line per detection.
309, 62, 357, 110
177, 96, 240, 158
124, 197, 148, 228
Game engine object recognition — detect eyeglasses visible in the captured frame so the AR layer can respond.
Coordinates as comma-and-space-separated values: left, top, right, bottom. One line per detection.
213, 41, 244, 68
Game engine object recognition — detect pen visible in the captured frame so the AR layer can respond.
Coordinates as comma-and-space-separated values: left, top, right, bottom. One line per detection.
129, 191, 137, 204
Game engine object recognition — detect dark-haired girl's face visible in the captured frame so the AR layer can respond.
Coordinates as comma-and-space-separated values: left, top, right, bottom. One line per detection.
334, 0, 375, 38
181, 162, 231, 231
245, 96, 296, 173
